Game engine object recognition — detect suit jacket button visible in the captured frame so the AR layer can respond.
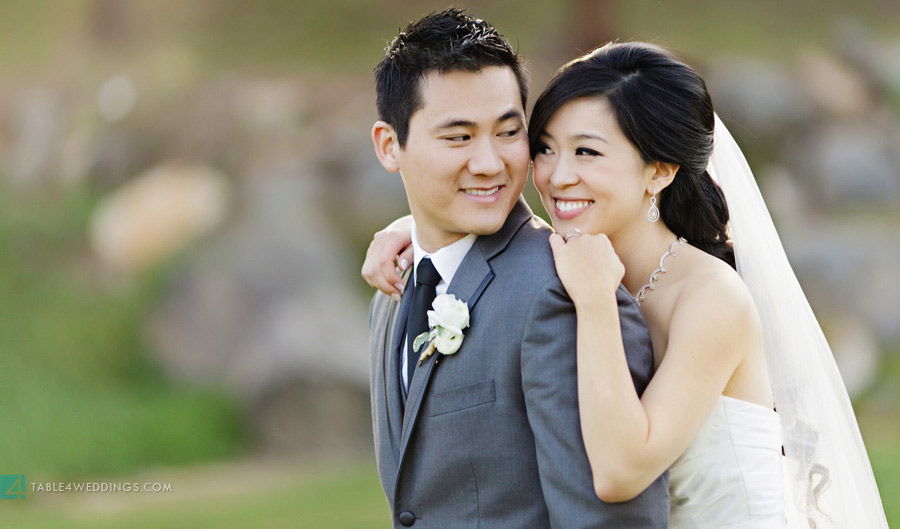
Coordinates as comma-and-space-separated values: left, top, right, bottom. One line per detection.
398, 511, 416, 526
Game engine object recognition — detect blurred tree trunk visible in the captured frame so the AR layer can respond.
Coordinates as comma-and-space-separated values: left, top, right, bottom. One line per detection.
90, 0, 133, 45
570, 0, 617, 53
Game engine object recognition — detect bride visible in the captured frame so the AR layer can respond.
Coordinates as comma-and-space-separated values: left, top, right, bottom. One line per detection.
362, 42, 887, 528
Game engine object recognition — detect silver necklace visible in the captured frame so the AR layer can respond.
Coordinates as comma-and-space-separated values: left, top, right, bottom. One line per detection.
636, 237, 687, 304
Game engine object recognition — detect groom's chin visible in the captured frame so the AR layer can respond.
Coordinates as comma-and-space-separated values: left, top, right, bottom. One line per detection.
468, 216, 509, 236
467, 200, 521, 236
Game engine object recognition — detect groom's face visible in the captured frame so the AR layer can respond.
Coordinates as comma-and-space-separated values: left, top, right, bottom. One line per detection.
394, 66, 529, 251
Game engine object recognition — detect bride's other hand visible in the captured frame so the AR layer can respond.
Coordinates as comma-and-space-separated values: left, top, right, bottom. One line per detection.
361, 215, 415, 299
549, 232, 625, 307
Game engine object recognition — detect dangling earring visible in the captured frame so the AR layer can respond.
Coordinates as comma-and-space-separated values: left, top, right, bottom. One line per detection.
647, 187, 660, 222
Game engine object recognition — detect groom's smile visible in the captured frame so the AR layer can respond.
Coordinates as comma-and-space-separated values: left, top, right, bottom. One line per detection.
389, 66, 530, 252
461, 185, 504, 202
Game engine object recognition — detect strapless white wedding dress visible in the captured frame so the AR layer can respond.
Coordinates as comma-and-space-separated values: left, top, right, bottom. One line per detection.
669, 395, 785, 528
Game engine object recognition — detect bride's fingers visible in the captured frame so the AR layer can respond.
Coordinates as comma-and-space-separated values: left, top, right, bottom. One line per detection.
378, 247, 406, 294
362, 244, 400, 299
361, 240, 381, 287
548, 233, 565, 257
397, 245, 413, 274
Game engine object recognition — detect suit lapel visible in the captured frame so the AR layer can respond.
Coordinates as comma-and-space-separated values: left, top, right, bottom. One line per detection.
397, 197, 535, 463
384, 270, 412, 461
399, 244, 494, 457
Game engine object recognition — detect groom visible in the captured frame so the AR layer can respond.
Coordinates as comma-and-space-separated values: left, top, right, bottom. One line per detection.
368, 9, 668, 528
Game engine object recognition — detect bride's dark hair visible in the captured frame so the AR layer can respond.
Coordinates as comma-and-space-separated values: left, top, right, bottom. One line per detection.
529, 41, 735, 269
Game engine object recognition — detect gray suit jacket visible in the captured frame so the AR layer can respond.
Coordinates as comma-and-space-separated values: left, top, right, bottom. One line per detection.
369, 198, 669, 528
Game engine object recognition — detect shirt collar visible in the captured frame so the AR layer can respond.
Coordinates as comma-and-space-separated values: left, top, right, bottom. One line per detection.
410, 223, 477, 287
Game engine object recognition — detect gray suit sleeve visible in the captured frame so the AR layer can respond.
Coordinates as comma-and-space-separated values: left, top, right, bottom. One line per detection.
520, 277, 669, 528
614, 283, 655, 395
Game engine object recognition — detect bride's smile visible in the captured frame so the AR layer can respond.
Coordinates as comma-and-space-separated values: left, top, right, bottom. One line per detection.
532, 98, 661, 241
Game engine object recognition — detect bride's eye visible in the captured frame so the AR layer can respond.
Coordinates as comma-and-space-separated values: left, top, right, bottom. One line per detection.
576, 147, 601, 156
534, 143, 553, 156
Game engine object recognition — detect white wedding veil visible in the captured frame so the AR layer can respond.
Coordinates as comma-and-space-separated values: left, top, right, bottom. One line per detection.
708, 114, 888, 528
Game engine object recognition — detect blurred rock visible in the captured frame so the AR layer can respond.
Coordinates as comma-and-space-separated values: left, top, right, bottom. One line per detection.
89, 124, 161, 188
174, 77, 246, 169
881, 39, 900, 94
97, 74, 138, 123
57, 112, 96, 185
796, 50, 873, 118
232, 79, 305, 135
7, 86, 65, 187
833, 20, 900, 101
758, 165, 809, 230
706, 60, 813, 140
149, 176, 372, 455
788, 124, 900, 208
776, 223, 898, 396
89, 163, 231, 272
824, 315, 881, 398
318, 122, 409, 243
167, 76, 311, 175
250, 378, 372, 456
783, 222, 900, 346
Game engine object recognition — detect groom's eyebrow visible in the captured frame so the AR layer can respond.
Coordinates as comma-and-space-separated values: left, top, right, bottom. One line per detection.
496, 109, 524, 125
434, 109, 524, 131
434, 118, 477, 130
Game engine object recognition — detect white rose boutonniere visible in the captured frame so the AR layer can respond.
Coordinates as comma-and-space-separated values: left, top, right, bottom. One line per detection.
412, 293, 470, 366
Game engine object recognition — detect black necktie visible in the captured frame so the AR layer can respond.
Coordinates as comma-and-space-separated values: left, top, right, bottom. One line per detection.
406, 258, 441, 393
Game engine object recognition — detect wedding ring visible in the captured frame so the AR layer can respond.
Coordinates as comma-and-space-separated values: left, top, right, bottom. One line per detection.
564, 229, 582, 242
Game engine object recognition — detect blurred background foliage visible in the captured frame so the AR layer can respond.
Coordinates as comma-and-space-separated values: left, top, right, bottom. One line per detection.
1, 0, 899, 527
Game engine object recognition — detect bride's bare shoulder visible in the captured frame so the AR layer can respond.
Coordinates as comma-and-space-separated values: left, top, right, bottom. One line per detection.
671, 246, 761, 334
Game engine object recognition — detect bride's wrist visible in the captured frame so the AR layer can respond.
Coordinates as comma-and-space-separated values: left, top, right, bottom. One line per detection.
572, 289, 618, 313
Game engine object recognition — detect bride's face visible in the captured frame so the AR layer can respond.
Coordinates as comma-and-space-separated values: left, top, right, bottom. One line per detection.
532, 97, 654, 239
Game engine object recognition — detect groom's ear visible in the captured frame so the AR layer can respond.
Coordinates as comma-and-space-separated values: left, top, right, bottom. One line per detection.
372, 121, 401, 174
648, 161, 679, 193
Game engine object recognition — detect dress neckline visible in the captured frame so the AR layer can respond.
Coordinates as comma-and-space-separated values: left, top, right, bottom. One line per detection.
719, 394, 778, 416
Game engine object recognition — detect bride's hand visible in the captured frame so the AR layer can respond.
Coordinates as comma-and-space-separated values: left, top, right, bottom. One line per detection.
361, 215, 415, 299
549, 232, 625, 307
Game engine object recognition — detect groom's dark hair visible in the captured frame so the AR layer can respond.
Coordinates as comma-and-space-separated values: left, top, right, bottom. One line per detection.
374, 8, 528, 147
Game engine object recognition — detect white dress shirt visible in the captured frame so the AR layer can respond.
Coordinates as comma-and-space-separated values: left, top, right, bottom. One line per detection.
401, 224, 477, 396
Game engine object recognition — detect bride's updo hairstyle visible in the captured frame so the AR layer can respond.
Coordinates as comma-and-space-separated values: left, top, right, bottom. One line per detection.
529, 42, 735, 269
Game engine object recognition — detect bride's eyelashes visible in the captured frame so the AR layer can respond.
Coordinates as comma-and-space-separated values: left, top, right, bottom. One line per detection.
533, 143, 602, 157
576, 147, 602, 157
